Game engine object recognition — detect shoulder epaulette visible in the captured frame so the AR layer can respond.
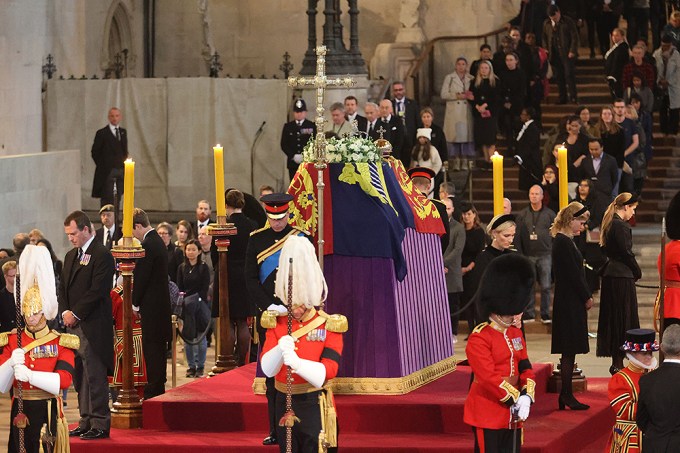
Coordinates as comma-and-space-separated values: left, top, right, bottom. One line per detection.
0, 332, 8, 347
58, 333, 80, 350
471, 322, 489, 334
318, 310, 348, 333
291, 226, 311, 236
260, 310, 278, 329
250, 225, 271, 236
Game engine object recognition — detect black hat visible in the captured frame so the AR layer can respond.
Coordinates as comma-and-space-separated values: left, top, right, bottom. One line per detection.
620, 328, 659, 352
99, 204, 114, 215
293, 99, 307, 112
407, 167, 436, 182
477, 254, 535, 319
260, 193, 294, 220
666, 190, 680, 240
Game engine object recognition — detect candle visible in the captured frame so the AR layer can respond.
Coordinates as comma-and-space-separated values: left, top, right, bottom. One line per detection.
122, 159, 135, 237
491, 152, 504, 216
557, 146, 568, 209
213, 144, 226, 218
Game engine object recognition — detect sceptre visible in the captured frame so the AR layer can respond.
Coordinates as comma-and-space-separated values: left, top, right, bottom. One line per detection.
13, 271, 27, 453
279, 257, 299, 453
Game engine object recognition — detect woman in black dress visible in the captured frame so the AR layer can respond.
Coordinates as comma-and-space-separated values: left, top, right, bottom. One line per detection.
465, 214, 517, 326
224, 189, 258, 366
596, 193, 641, 374
550, 202, 593, 410
460, 202, 488, 332
470, 60, 501, 163
177, 239, 211, 377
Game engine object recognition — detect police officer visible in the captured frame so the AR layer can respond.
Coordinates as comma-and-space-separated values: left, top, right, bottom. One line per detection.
0, 245, 79, 453
245, 193, 309, 446
260, 236, 346, 453
281, 99, 316, 182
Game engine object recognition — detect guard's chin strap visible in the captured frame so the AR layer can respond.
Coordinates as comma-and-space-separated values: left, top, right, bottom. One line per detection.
626, 353, 658, 371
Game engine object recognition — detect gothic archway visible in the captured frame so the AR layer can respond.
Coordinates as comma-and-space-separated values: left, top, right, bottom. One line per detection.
102, 1, 133, 78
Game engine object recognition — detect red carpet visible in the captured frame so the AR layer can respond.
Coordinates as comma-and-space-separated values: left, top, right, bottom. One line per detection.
70, 362, 615, 452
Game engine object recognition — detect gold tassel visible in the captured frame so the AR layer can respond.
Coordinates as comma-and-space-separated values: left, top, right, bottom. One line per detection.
253, 321, 259, 345
39, 424, 46, 453
278, 410, 300, 428
324, 389, 338, 448
56, 396, 70, 453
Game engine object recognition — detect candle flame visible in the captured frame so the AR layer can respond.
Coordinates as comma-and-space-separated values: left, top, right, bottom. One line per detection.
125, 158, 133, 163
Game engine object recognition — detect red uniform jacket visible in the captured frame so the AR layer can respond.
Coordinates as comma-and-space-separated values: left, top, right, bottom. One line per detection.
261, 309, 342, 388
464, 321, 536, 429
0, 329, 75, 392
658, 240, 680, 319
606, 365, 647, 453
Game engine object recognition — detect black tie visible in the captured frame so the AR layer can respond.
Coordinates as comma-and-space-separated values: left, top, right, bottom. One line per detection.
106, 230, 112, 248
369, 122, 374, 135
116, 127, 121, 141
77, 248, 83, 262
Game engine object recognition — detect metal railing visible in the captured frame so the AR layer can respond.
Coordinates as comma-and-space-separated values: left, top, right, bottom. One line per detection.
406, 26, 508, 106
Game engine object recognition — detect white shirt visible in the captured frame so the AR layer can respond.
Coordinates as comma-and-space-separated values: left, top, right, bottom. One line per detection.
516, 119, 534, 141
592, 155, 602, 174
109, 123, 121, 137
102, 225, 116, 245
81, 234, 96, 255
197, 219, 210, 231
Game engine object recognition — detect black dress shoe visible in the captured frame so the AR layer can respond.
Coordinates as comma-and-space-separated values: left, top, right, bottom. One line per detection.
69, 426, 89, 437
262, 435, 278, 445
80, 428, 110, 440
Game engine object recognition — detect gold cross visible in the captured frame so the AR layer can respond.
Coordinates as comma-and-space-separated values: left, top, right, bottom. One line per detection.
288, 45, 356, 164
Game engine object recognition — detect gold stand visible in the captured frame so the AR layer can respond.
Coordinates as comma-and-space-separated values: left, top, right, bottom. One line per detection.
110, 237, 145, 429
547, 362, 588, 393
207, 217, 238, 375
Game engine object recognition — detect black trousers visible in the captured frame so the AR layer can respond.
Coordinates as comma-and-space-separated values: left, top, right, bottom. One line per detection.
257, 319, 278, 437
659, 95, 680, 135
275, 390, 337, 453
101, 167, 124, 207
9, 398, 59, 453
143, 336, 167, 399
550, 54, 577, 102
473, 426, 521, 453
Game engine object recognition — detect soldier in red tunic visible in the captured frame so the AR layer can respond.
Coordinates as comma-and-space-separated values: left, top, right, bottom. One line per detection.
657, 190, 680, 327
260, 236, 347, 453
464, 253, 537, 453
606, 328, 659, 453
0, 245, 78, 453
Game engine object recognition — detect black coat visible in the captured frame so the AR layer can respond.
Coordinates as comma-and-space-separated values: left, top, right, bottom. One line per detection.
515, 121, 543, 192
602, 215, 642, 279
95, 226, 123, 251
211, 212, 258, 319
91, 125, 128, 198
428, 123, 448, 165
166, 242, 184, 283
59, 240, 115, 373
392, 97, 421, 150
280, 119, 316, 172
581, 153, 619, 201
431, 199, 451, 254
133, 230, 173, 342
604, 42, 630, 86
378, 116, 406, 167
637, 362, 680, 452
0, 288, 17, 333
550, 233, 591, 354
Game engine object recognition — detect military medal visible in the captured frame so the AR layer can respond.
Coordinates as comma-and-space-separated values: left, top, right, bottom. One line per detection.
80, 254, 91, 266
511, 337, 524, 351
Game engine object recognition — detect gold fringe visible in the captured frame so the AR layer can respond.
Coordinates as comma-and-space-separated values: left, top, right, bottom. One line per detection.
58, 333, 80, 350
56, 397, 70, 453
260, 311, 278, 329
324, 389, 337, 447
253, 356, 457, 395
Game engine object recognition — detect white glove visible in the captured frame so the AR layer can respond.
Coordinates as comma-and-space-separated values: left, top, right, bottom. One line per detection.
282, 349, 302, 371
278, 335, 296, 352
293, 153, 303, 164
14, 364, 31, 383
10, 349, 25, 367
267, 304, 288, 315
514, 394, 532, 421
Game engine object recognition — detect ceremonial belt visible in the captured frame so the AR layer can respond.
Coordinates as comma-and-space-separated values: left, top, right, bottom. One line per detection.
275, 380, 326, 394
21, 389, 56, 400
291, 316, 326, 341
23, 332, 59, 352
256, 229, 299, 264
666, 280, 680, 289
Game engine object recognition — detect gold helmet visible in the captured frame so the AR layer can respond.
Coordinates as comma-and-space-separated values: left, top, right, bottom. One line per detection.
18, 245, 57, 320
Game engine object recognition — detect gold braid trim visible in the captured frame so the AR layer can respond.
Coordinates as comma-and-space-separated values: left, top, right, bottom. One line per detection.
253, 356, 457, 395
522, 378, 536, 403
58, 333, 80, 350
499, 380, 520, 404
0, 332, 8, 347
318, 310, 348, 333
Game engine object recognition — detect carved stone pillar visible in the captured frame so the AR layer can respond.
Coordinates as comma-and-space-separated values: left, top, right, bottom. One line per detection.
300, 0, 319, 75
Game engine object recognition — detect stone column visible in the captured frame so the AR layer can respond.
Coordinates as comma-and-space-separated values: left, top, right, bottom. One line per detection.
300, 0, 320, 75
395, 0, 425, 44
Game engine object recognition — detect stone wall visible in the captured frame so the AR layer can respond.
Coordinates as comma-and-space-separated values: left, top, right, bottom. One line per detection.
0, 150, 81, 257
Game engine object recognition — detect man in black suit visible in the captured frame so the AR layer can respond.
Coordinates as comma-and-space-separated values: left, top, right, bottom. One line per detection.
131, 208, 172, 399
365, 102, 381, 140
94, 204, 123, 250
191, 199, 214, 237
378, 99, 406, 167
59, 210, 114, 440
91, 107, 128, 207
604, 28, 630, 99
515, 107, 543, 193
582, 138, 619, 201
637, 324, 680, 451
344, 95, 367, 133
280, 98, 316, 181
391, 81, 421, 154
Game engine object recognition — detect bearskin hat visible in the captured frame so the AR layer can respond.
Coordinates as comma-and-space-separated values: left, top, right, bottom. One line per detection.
477, 253, 535, 320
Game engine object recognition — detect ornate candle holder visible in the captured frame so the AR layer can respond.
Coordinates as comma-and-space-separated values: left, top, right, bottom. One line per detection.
207, 217, 238, 375
110, 236, 145, 429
